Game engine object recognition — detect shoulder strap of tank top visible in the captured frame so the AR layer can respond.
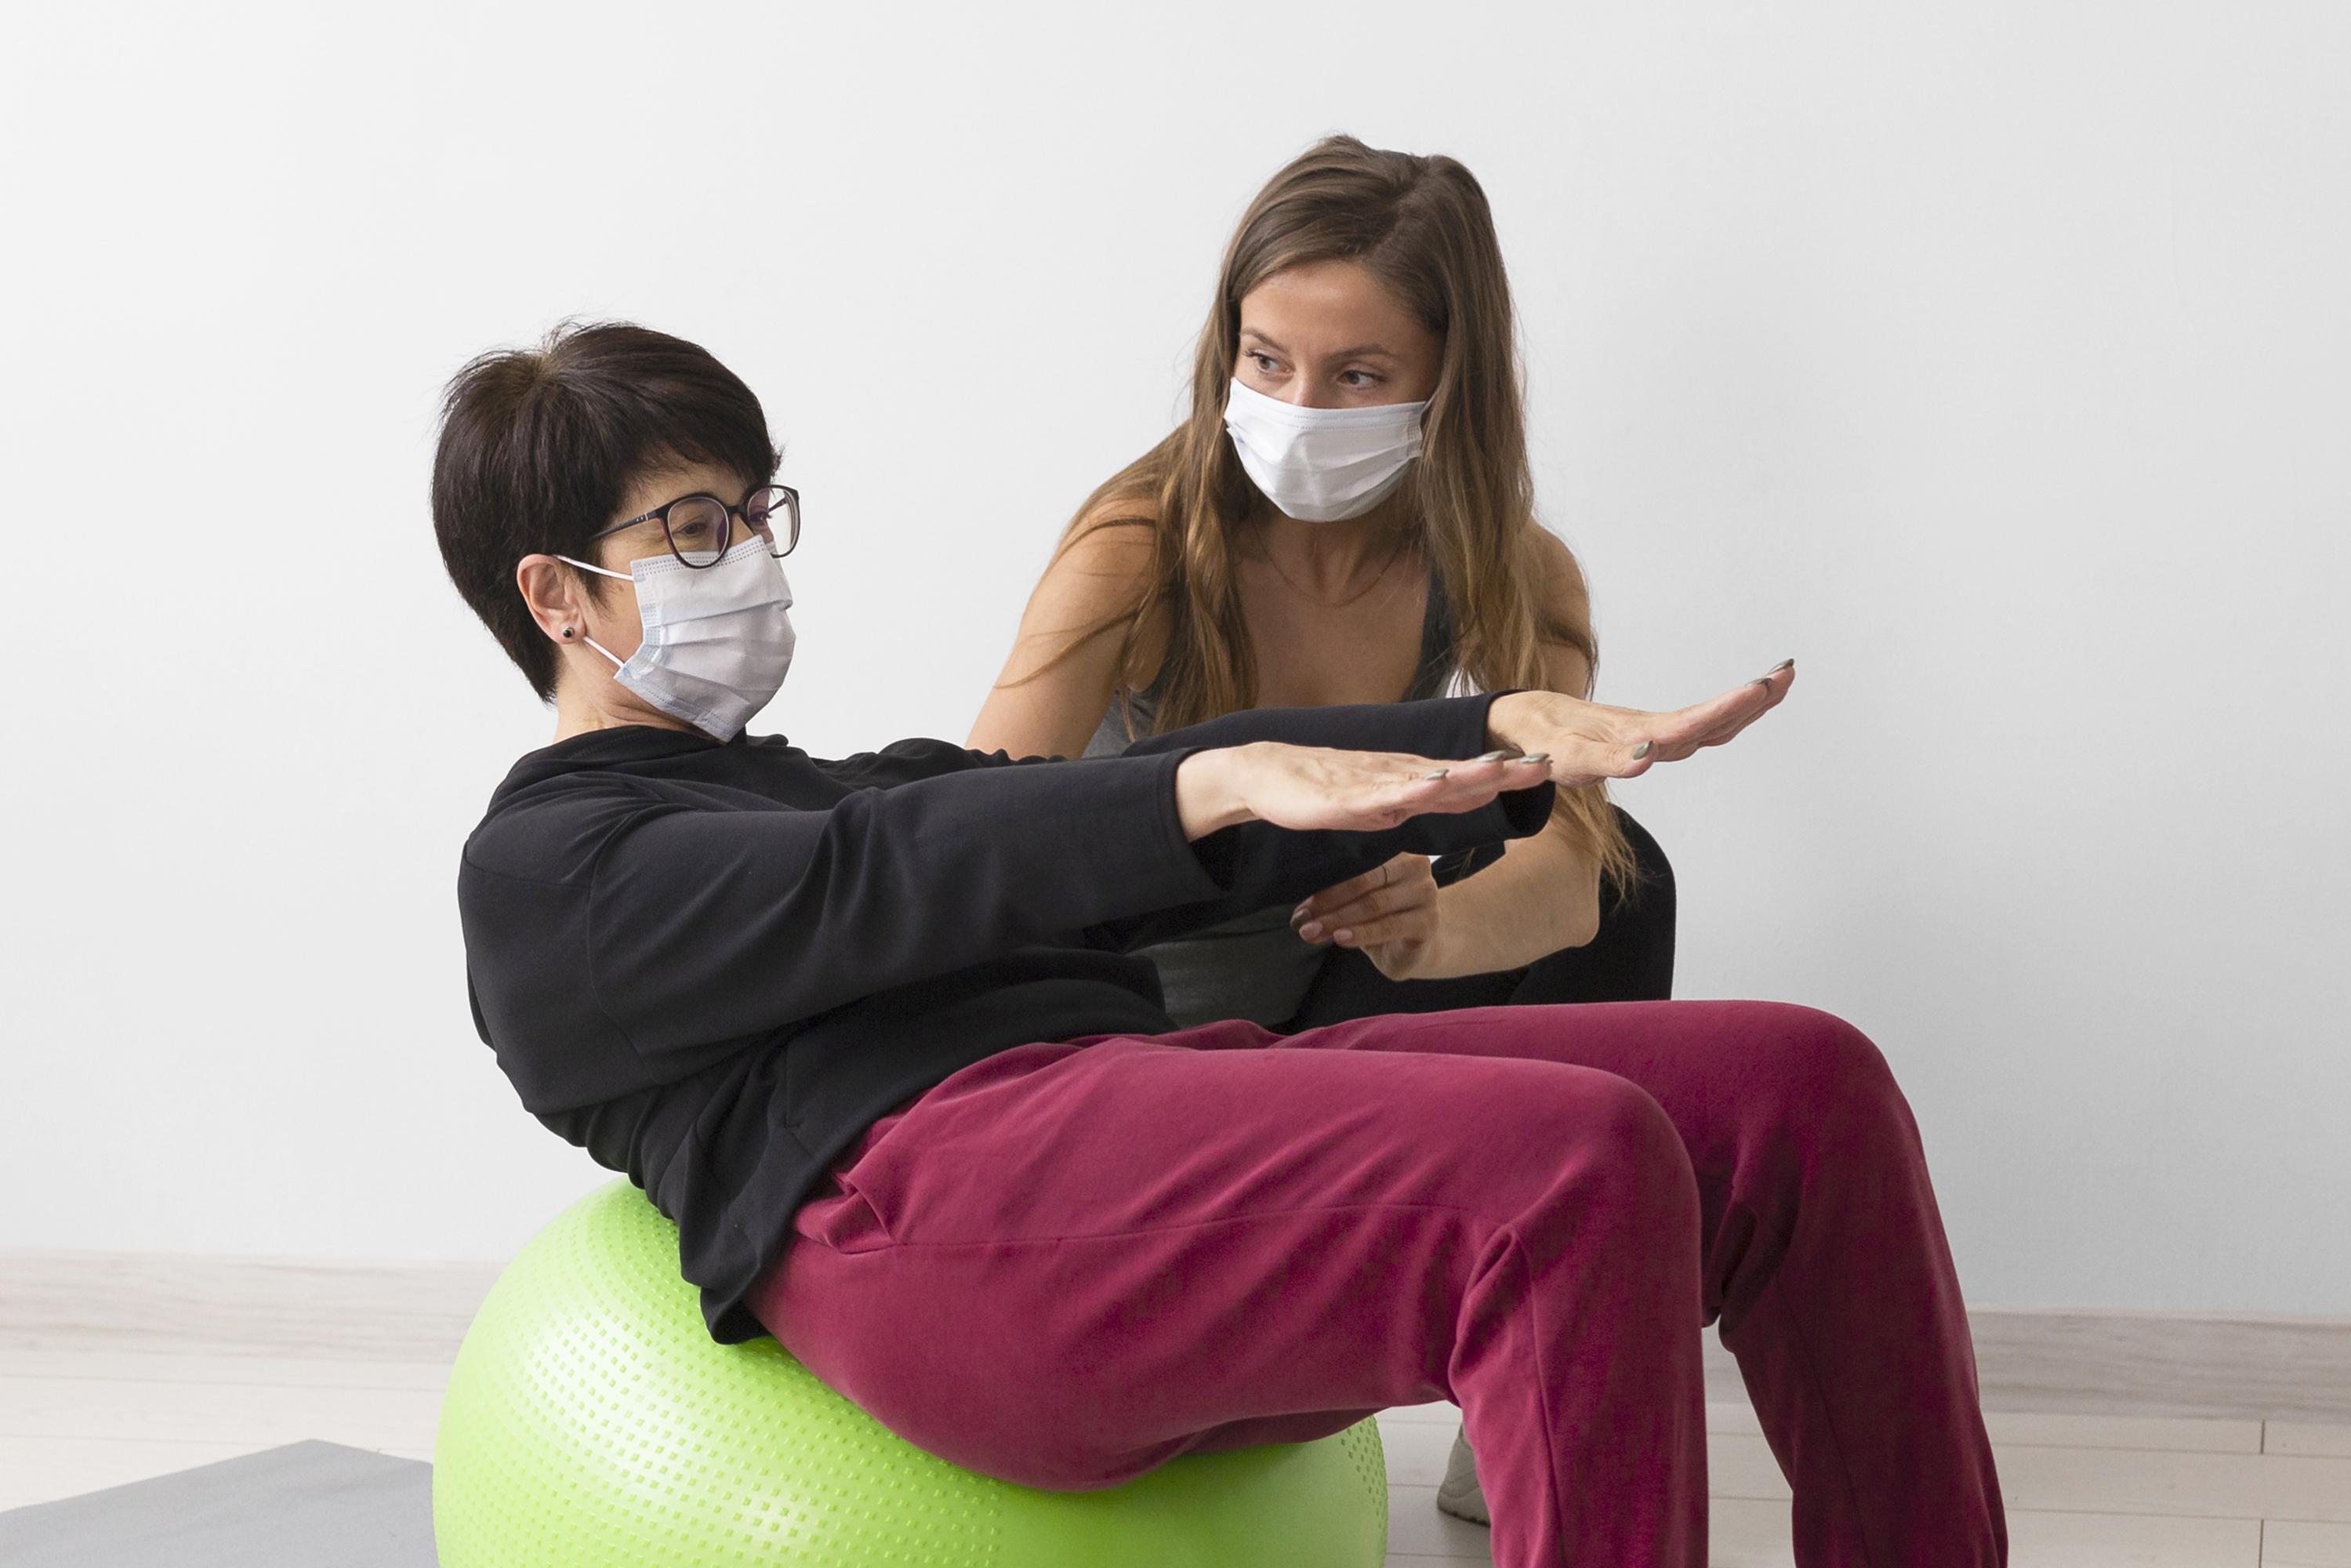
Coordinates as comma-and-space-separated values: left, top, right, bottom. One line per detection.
1403, 568, 1459, 700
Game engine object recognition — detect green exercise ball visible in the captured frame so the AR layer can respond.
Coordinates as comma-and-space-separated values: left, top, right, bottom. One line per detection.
434, 1180, 1390, 1566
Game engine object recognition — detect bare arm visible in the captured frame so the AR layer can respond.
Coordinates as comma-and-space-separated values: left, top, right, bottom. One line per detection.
1430, 531, 1609, 967
967, 516, 1166, 760
1290, 530, 1607, 978
1422, 659, 1609, 971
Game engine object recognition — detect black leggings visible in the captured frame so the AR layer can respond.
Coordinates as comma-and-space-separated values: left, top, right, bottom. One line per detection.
1282, 807, 1677, 1032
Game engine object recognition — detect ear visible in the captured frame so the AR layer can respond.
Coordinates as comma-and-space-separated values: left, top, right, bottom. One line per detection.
516, 554, 589, 647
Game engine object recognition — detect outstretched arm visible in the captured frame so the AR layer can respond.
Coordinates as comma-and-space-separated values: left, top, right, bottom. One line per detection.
465, 721, 1552, 1082
1093, 690, 1558, 948
1117, 665, 1798, 964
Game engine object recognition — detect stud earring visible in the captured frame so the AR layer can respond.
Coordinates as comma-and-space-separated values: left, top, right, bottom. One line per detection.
561, 626, 575, 639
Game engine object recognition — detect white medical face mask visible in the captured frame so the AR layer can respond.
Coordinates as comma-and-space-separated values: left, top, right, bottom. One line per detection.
1222, 376, 1429, 523
557, 537, 796, 741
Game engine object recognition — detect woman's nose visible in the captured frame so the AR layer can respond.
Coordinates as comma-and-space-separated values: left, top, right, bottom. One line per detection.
1286, 380, 1338, 411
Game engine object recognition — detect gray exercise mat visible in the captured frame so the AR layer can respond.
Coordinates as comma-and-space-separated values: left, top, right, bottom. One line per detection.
0, 1440, 435, 1566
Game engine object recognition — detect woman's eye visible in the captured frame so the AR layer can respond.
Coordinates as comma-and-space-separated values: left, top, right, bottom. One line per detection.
1249, 353, 1279, 373
1341, 370, 1380, 388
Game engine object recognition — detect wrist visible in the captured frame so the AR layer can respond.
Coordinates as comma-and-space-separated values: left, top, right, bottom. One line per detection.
1410, 887, 1486, 980
1173, 746, 1259, 840
1418, 888, 1472, 978
1485, 691, 1542, 756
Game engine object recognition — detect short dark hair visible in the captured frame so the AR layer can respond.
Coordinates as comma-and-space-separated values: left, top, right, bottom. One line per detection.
432, 321, 779, 699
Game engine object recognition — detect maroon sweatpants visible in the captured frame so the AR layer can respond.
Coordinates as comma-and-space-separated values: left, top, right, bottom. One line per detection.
746, 1001, 2007, 1567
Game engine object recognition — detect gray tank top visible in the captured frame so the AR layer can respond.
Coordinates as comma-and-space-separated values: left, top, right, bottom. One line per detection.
1084, 578, 1460, 1029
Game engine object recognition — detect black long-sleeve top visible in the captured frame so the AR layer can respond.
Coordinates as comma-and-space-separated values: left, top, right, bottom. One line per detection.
457, 691, 1552, 1341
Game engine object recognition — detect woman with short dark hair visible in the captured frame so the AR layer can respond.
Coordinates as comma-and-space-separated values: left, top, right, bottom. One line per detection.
437, 321, 2005, 1568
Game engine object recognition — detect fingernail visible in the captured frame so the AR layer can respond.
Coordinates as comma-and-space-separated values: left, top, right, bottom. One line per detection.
1751, 677, 1771, 689
1475, 750, 1511, 762
1513, 752, 1551, 764
1632, 740, 1653, 759
1333, 929, 1355, 945
1423, 768, 1449, 780
1770, 658, 1794, 673
1298, 921, 1325, 942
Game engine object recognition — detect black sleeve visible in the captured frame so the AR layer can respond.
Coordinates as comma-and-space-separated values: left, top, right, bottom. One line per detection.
1118, 690, 1512, 764
578, 748, 1229, 1062
499, 693, 1540, 1069
1086, 690, 1556, 949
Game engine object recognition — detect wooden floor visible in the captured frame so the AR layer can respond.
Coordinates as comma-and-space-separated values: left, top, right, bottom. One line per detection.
3, 1253, 2348, 1565
1378, 1399, 2351, 1566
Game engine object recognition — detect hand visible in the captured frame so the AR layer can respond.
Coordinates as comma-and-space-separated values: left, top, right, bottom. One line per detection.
1486, 661, 1797, 789
1173, 742, 1547, 841
1290, 853, 1446, 980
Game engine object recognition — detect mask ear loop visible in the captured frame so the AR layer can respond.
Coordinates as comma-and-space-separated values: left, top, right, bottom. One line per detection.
556, 554, 633, 670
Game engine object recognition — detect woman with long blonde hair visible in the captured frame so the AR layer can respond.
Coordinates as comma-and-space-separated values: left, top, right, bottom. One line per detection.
970, 134, 1697, 1525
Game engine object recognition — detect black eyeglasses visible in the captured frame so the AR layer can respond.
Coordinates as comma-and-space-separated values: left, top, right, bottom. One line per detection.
588, 484, 800, 568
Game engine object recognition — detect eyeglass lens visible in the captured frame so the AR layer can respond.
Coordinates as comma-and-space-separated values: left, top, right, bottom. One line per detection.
743, 487, 798, 558
665, 497, 733, 566
666, 488, 796, 567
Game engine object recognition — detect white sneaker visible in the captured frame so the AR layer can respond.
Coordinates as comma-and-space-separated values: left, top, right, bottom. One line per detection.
1434, 1424, 1491, 1526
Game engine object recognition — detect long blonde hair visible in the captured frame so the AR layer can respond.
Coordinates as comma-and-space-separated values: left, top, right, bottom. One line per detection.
1047, 135, 1634, 887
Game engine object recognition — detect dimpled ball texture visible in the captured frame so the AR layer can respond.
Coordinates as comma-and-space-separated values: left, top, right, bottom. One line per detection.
433, 1180, 1390, 1567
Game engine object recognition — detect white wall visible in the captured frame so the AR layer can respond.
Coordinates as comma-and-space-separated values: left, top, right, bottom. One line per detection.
4, 2, 2345, 1312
